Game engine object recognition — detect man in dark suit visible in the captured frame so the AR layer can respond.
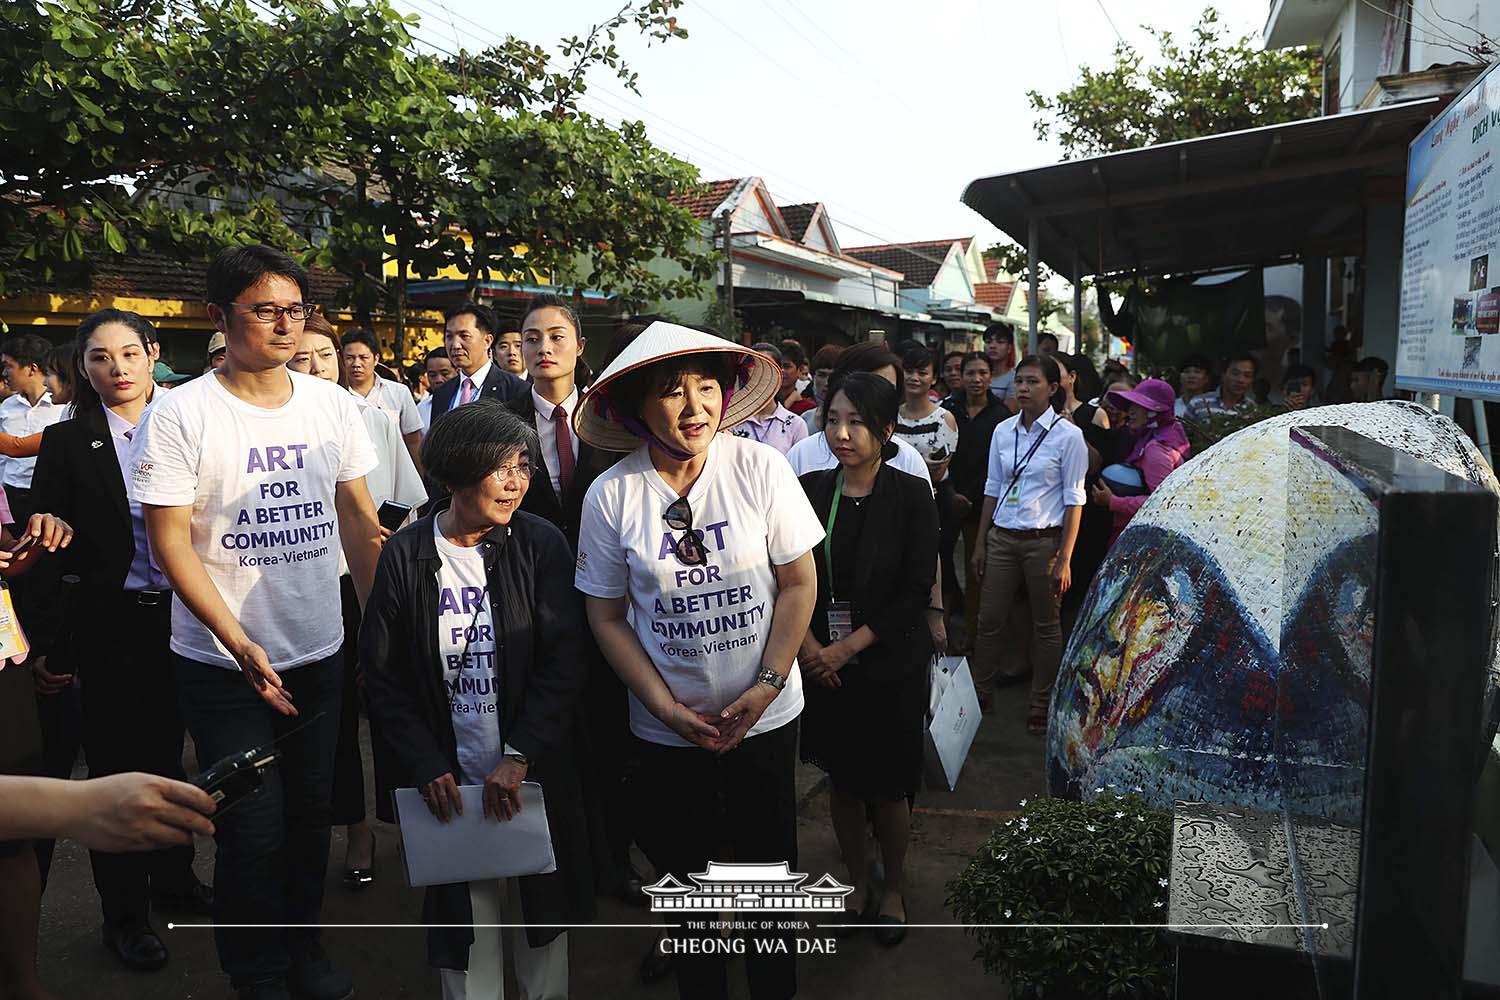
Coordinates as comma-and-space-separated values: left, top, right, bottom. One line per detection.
428, 301, 527, 415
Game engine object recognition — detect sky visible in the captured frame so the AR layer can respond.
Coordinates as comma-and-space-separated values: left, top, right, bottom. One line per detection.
391, 0, 1272, 254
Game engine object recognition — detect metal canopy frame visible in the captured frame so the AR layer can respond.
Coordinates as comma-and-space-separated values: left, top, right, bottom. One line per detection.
961, 98, 1443, 284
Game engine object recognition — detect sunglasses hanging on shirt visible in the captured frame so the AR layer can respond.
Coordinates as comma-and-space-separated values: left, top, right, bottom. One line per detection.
663, 496, 707, 567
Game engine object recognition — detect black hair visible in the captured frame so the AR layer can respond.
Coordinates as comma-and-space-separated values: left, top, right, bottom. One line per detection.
445, 301, 497, 336
822, 371, 900, 461
340, 328, 380, 356
70, 308, 156, 417
1179, 352, 1213, 373
941, 350, 966, 368
205, 244, 309, 305
810, 344, 845, 372
961, 351, 992, 375
422, 399, 536, 493
778, 339, 807, 369
1014, 353, 1066, 412
983, 323, 1013, 344
45, 344, 77, 404
1282, 363, 1317, 388
424, 346, 449, 364
751, 341, 785, 365
1054, 352, 1102, 403
829, 340, 901, 384
520, 293, 582, 339
1355, 356, 1389, 375
1225, 351, 1258, 372
1037, 332, 1060, 349
901, 346, 935, 372
2, 333, 54, 371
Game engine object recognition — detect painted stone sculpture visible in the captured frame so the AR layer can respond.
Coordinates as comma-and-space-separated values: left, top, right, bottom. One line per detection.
1047, 401, 1499, 819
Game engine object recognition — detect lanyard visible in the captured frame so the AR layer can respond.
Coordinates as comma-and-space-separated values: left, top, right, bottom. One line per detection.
823, 467, 845, 599
1005, 413, 1054, 502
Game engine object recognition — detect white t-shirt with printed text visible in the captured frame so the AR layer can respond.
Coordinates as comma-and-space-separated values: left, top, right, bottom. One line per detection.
128, 369, 377, 671
576, 434, 823, 747
434, 519, 503, 785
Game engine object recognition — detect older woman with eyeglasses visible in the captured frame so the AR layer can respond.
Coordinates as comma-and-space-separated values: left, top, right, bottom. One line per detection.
575, 322, 822, 1000
360, 400, 594, 1000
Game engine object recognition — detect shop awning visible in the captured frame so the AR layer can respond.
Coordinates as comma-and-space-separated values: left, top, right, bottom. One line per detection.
961, 97, 1444, 280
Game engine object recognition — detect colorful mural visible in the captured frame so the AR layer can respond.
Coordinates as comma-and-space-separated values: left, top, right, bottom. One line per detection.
1048, 401, 1500, 818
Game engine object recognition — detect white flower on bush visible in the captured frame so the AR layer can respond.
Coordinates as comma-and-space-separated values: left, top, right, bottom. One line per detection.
1114, 811, 1125, 819
1019, 798, 1028, 807
1004, 909, 1013, 919
1158, 878, 1168, 888
1085, 824, 1096, 833
1153, 901, 1164, 909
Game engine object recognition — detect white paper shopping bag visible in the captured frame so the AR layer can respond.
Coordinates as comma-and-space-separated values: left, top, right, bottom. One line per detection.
924, 656, 980, 791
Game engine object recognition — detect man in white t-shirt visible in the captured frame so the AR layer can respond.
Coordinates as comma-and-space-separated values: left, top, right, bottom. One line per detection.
131, 245, 382, 1000
340, 327, 423, 472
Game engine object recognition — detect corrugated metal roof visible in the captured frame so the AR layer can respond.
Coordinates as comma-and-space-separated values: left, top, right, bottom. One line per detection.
961, 98, 1444, 279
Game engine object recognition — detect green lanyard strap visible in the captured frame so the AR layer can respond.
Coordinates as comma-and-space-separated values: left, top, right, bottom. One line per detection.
823, 467, 844, 600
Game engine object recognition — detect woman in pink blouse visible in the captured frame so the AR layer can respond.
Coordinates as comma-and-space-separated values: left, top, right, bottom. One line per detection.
1088, 379, 1190, 544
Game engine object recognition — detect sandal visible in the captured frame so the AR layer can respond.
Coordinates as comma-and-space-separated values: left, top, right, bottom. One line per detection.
1026, 706, 1048, 736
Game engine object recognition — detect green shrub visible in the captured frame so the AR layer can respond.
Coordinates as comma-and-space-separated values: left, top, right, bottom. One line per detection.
945, 794, 1173, 999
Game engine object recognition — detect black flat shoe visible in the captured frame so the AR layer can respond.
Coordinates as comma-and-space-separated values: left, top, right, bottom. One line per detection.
342, 865, 374, 891
152, 878, 214, 916
874, 912, 908, 948
103, 923, 169, 972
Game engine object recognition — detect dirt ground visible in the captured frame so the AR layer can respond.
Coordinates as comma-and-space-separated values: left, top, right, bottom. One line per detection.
36, 682, 1043, 999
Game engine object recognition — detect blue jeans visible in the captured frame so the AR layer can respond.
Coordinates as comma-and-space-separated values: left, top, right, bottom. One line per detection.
176, 651, 342, 987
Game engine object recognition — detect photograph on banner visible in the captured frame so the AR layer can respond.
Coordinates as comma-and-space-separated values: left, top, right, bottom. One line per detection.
1396, 58, 1500, 401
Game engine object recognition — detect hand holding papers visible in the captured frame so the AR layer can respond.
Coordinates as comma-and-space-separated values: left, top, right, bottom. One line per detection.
393, 782, 557, 887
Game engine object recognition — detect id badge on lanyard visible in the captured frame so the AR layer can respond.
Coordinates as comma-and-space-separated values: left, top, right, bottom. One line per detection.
1005, 416, 1053, 508
823, 469, 859, 660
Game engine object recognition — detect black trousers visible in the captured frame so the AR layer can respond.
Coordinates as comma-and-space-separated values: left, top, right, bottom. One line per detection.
80, 593, 196, 928
636, 721, 799, 1000
176, 651, 342, 987
331, 576, 366, 827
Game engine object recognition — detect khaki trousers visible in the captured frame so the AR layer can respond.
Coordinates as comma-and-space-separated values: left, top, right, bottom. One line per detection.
972, 525, 1064, 711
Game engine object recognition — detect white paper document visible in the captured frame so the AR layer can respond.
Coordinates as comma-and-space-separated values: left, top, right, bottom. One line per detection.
393, 782, 557, 887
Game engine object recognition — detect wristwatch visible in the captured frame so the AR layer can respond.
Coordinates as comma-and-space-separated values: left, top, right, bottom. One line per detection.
504, 750, 531, 766
756, 667, 787, 691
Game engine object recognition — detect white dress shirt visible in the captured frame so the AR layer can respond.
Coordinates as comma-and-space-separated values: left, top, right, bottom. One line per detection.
448, 360, 494, 412
416, 394, 434, 432
530, 387, 579, 495
354, 377, 423, 436
983, 409, 1087, 530
0, 391, 65, 489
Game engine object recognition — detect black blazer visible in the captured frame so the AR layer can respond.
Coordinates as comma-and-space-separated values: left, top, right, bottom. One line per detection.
429, 362, 527, 414
506, 391, 622, 552
798, 464, 937, 683
359, 507, 594, 956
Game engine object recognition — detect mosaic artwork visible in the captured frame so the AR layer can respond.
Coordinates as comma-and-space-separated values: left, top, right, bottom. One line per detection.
1047, 401, 1500, 816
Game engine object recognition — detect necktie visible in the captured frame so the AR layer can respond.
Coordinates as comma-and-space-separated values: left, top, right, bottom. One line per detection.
457, 377, 477, 408
552, 404, 576, 497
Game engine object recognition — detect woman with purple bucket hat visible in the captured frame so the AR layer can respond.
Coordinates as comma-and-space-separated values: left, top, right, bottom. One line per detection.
1089, 379, 1191, 545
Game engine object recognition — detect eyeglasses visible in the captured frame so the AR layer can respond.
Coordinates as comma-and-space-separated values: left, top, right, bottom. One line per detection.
662, 496, 706, 567
491, 461, 532, 484
225, 302, 315, 324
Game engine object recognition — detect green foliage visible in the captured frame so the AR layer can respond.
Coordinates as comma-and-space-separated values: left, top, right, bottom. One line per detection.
981, 241, 1068, 325
0, 0, 712, 339
1027, 7, 1321, 160
946, 794, 1173, 998
701, 299, 744, 340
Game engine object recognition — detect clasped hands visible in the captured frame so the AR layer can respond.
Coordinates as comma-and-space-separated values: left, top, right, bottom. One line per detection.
660, 680, 779, 755
800, 636, 851, 689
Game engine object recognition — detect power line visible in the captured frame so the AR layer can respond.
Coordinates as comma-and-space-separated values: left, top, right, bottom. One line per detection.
1093, 0, 1124, 44
753, 0, 924, 117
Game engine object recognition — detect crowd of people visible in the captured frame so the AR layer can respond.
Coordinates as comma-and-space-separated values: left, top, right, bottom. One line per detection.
0, 242, 1403, 1000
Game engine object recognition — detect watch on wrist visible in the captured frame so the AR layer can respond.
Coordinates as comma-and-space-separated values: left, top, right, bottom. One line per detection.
756, 667, 787, 691
504, 750, 530, 766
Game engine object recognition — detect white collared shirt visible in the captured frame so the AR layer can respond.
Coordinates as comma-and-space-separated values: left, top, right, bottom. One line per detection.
529, 386, 579, 495
983, 409, 1087, 531
353, 377, 422, 436
0, 391, 65, 488
448, 360, 494, 412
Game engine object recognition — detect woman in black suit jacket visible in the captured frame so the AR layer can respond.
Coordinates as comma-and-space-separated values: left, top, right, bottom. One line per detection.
797, 372, 937, 949
29, 309, 207, 973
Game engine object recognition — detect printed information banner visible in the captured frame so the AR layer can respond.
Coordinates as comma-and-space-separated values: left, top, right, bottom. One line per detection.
1397, 61, 1500, 400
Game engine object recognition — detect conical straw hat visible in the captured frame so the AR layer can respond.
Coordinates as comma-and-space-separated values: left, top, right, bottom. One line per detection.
574, 321, 782, 452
